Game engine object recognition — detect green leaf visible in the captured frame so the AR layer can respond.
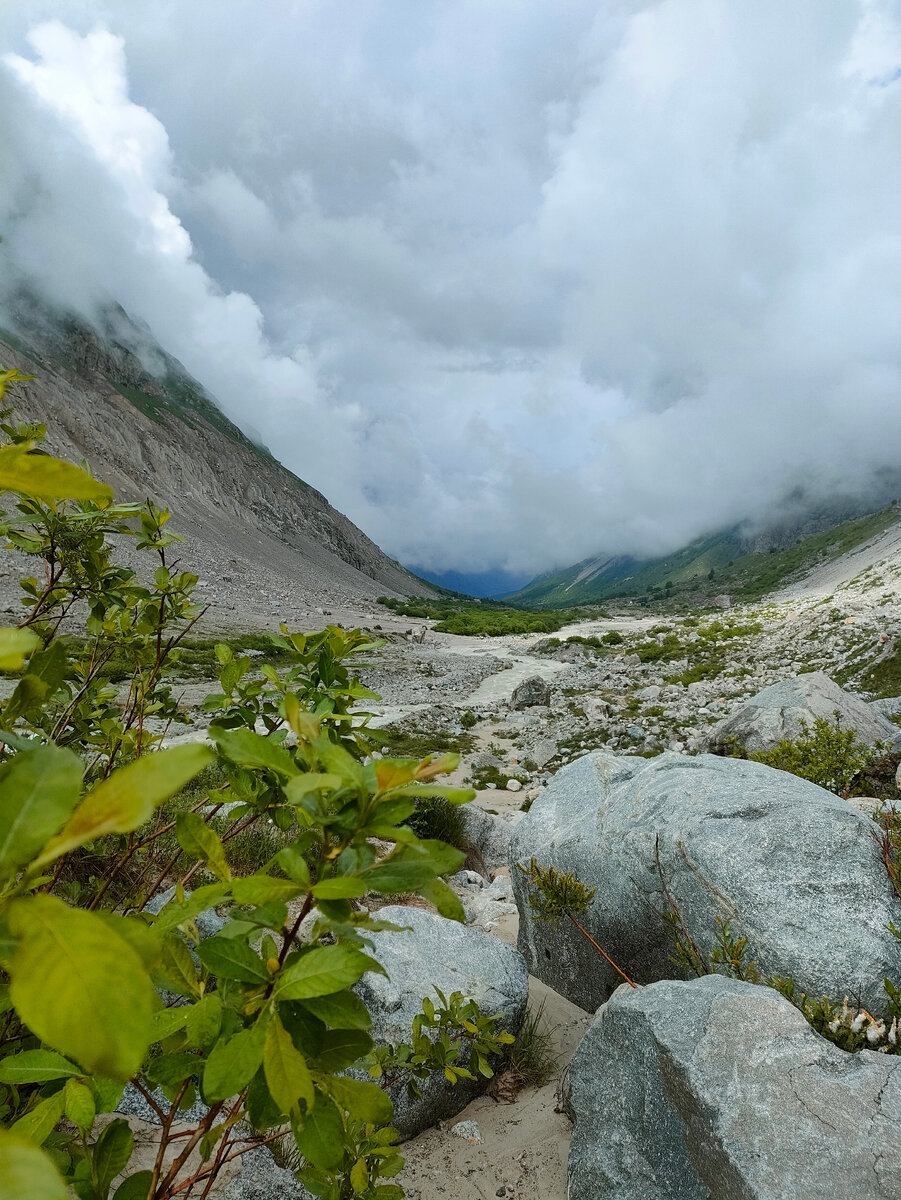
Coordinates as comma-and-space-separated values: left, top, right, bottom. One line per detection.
388, 782, 475, 805
0, 744, 82, 879
11, 1089, 66, 1145
93, 914, 161, 971
8, 895, 156, 1078
202, 1019, 267, 1103
299, 990, 372, 1031
231, 875, 304, 906
195, 936, 269, 985
350, 1157, 368, 1195
151, 883, 231, 935
0, 444, 113, 502
0, 1048, 82, 1084
310, 876, 367, 899
210, 728, 298, 777
93, 1119, 134, 1196
113, 1171, 153, 1200
313, 1028, 373, 1072
418, 877, 466, 922
152, 1007, 189, 1040
0, 626, 39, 669
263, 1015, 314, 1115
144, 1053, 201, 1089
283, 774, 342, 805
359, 861, 434, 894
64, 1078, 95, 1132
275, 946, 381, 1001
185, 993, 222, 1050
275, 844, 312, 888
323, 1074, 394, 1125
313, 738, 364, 789
175, 811, 231, 882
35, 744, 213, 867
394, 838, 466, 876
156, 936, 201, 999
0, 1130, 68, 1199
293, 1091, 344, 1169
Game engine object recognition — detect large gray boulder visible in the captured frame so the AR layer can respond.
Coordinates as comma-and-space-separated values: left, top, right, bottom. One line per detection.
567, 975, 901, 1200
356, 906, 528, 1139
708, 671, 899, 753
511, 675, 551, 709
510, 751, 901, 1012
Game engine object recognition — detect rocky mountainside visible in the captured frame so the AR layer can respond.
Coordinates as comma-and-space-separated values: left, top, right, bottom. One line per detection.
0, 292, 433, 627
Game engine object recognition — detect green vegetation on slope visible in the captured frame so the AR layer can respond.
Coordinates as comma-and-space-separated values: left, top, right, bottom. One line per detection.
508, 504, 901, 609
377, 594, 592, 636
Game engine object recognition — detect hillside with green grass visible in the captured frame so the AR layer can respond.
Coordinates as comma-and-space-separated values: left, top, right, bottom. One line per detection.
508, 504, 901, 609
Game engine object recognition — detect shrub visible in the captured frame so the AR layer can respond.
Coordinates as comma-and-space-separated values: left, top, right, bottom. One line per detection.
751, 713, 885, 796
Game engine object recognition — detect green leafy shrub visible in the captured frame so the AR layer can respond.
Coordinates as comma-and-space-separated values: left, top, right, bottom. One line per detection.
406, 794, 466, 847
751, 713, 886, 796
0, 371, 507, 1200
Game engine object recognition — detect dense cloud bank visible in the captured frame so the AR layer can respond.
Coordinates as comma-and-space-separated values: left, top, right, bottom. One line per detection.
1, 2, 901, 576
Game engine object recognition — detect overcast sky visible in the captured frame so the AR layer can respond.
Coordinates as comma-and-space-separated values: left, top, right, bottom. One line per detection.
2, 2, 901, 582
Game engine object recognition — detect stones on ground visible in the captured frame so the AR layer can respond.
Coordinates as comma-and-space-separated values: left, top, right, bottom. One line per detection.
567, 975, 901, 1200
450, 1120, 483, 1144
355, 906, 528, 1139
510, 750, 900, 1012
511, 675, 552, 709
505, 777, 522, 792
707, 670, 900, 753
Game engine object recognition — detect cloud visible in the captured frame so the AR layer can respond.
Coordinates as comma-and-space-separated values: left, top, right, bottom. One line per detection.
1, 2, 901, 578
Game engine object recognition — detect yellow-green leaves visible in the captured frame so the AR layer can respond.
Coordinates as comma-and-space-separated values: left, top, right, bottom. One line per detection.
175, 811, 230, 881
0, 744, 82, 879
263, 1015, 314, 1115
35, 743, 213, 867
274, 946, 380, 1001
0, 1130, 68, 1200
202, 1019, 268, 1103
7, 896, 156, 1078
0, 626, 39, 670
0, 443, 113, 503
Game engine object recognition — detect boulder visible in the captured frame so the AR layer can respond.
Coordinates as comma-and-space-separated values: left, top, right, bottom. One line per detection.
707, 671, 899, 753
511, 675, 552, 709
567, 975, 901, 1200
510, 751, 901, 1012
356, 906, 528, 1139
459, 804, 512, 872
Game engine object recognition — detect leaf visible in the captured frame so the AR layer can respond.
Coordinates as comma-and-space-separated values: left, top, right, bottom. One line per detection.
195, 936, 269, 984
373, 760, 417, 792
0, 744, 82, 879
94, 913, 161, 970
313, 1028, 373, 1072
185, 993, 223, 1050
293, 1091, 344, 1169
144, 1053, 201, 1089
0, 1048, 82, 1084
0, 1130, 68, 1199
11, 1089, 66, 1145
152, 1007, 189, 1040
299, 990, 372, 1031
311, 877, 367, 899
350, 1157, 369, 1195
359, 861, 434, 894
0, 444, 113, 502
64, 1078, 95, 1132
8, 895, 156, 1078
313, 738, 364, 789
209, 728, 298, 777
414, 752, 459, 780
275, 844, 312, 888
387, 782, 475, 805
394, 838, 466, 876
93, 1119, 134, 1196
150, 883, 231, 935
283, 774, 342, 805
0, 626, 39, 669
35, 744, 213, 867
175, 811, 231, 882
113, 1172, 153, 1200
231, 875, 304, 906
202, 1019, 267, 1103
418, 878, 465, 922
323, 1074, 394, 1125
157, 935, 201, 999
263, 1015, 314, 1115
275, 946, 381, 1001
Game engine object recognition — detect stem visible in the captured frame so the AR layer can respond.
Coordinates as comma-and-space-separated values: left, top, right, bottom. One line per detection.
565, 911, 638, 989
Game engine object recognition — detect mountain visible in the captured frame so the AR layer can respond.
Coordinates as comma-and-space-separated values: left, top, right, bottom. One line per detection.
0, 291, 434, 623
508, 501, 901, 609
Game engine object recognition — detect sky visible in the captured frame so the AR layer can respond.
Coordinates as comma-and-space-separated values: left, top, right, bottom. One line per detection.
2, 1, 901, 588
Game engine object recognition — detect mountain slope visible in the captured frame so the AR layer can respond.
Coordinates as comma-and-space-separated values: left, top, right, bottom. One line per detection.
508, 504, 901, 609
0, 293, 434, 624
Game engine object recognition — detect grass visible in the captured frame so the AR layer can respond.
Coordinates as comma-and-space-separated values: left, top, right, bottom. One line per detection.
372, 725, 475, 759
505, 1000, 559, 1088
858, 647, 901, 699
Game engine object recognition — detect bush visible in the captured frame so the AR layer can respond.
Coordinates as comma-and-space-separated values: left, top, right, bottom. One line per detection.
751, 713, 886, 796
0, 369, 509, 1200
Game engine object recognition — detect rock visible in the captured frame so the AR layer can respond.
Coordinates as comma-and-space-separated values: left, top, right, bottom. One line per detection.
707, 671, 899, 753
460, 806, 511, 873
527, 737, 557, 769
511, 676, 552, 709
510, 751, 900, 1012
567, 975, 901, 1200
356, 906, 528, 1139
144, 886, 224, 940
505, 778, 522, 792
582, 697, 609, 722
711, 593, 732, 608
637, 685, 661, 702
626, 724, 645, 739
450, 1120, 483, 1144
